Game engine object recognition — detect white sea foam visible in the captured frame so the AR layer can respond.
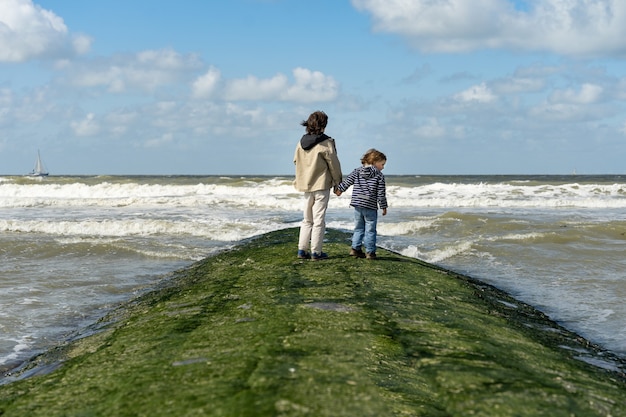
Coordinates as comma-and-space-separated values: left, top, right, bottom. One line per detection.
0, 181, 302, 210
0, 218, 281, 240
387, 182, 626, 208
0, 336, 33, 366
490, 232, 547, 242
422, 241, 475, 263
378, 218, 439, 236
2, 179, 626, 209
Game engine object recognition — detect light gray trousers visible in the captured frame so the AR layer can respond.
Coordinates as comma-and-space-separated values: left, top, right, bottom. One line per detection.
298, 188, 330, 255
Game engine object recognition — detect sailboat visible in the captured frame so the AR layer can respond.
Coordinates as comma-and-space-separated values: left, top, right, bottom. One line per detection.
29, 150, 49, 177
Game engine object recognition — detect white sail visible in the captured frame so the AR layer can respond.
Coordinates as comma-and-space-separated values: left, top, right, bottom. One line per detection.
30, 150, 49, 176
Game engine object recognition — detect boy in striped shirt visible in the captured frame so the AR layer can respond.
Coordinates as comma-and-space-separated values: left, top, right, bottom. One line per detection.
335, 149, 388, 259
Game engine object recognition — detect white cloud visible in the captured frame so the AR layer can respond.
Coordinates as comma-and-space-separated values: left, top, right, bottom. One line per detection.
105, 110, 139, 136
493, 77, 545, 95
192, 67, 222, 99
281, 67, 339, 102
27, 38, 335, 103
137, 49, 201, 71
222, 67, 338, 103
0, 86, 54, 126
70, 113, 100, 137
529, 102, 584, 121
549, 83, 604, 104
0, 0, 91, 62
525, 82, 606, 122
144, 132, 174, 148
616, 78, 626, 100
72, 34, 92, 55
224, 73, 289, 101
414, 118, 447, 138
66, 48, 202, 93
0, 89, 14, 125
352, 0, 626, 56
454, 83, 497, 103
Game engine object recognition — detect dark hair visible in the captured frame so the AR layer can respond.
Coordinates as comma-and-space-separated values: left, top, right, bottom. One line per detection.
361, 149, 387, 165
300, 111, 328, 135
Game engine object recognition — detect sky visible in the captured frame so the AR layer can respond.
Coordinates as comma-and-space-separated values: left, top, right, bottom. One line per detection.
2, 0, 626, 175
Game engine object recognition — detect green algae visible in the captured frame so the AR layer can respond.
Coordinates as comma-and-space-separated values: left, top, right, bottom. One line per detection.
0, 228, 625, 416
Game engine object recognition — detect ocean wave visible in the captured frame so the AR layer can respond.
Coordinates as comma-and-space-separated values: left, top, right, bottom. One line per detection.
0, 335, 33, 366
0, 217, 290, 240
387, 182, 626, 209
1, 179, 625, 209
397, 240, 475, 263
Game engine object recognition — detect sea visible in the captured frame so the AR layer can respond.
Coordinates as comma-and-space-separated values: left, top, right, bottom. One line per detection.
1, 174, 626, 379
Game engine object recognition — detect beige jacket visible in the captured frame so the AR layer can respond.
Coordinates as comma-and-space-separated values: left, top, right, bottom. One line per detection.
293, 137, 342, 192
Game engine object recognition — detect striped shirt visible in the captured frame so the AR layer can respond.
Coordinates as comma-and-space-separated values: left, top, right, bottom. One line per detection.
337, 165, 388, 211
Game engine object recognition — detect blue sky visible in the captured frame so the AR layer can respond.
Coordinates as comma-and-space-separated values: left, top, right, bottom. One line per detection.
2, 0, 626, 175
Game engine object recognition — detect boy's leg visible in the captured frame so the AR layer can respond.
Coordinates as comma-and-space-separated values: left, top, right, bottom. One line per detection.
310, 189, 330, 255
363, 208, 378, 254
298, 192, 315, 252
351, 207, 366, 250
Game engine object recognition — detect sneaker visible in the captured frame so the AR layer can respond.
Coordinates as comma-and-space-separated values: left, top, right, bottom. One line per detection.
366, 252, 377, 260
349, 248, 366, 258
311, 252, 329, 261
297, 250, 311, 259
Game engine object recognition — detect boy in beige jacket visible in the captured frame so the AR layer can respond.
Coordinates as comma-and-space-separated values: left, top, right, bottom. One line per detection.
293, 111, 343, 260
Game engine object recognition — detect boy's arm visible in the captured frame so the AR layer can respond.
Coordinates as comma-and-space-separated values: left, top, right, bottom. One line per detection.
337, 169, 357, 192
378, 175, 388, 211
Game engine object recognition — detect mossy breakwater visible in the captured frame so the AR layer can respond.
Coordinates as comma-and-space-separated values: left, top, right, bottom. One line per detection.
1, 228, 625, 416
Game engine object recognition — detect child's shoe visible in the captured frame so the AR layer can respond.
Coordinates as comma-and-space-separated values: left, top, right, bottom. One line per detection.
297, 250, 311, 259
366, 252, 377, 260
349, 248, 366, 258
311, 252, 329, 261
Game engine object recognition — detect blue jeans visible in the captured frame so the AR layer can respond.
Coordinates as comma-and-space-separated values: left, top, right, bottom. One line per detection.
352, 206, 378, 254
